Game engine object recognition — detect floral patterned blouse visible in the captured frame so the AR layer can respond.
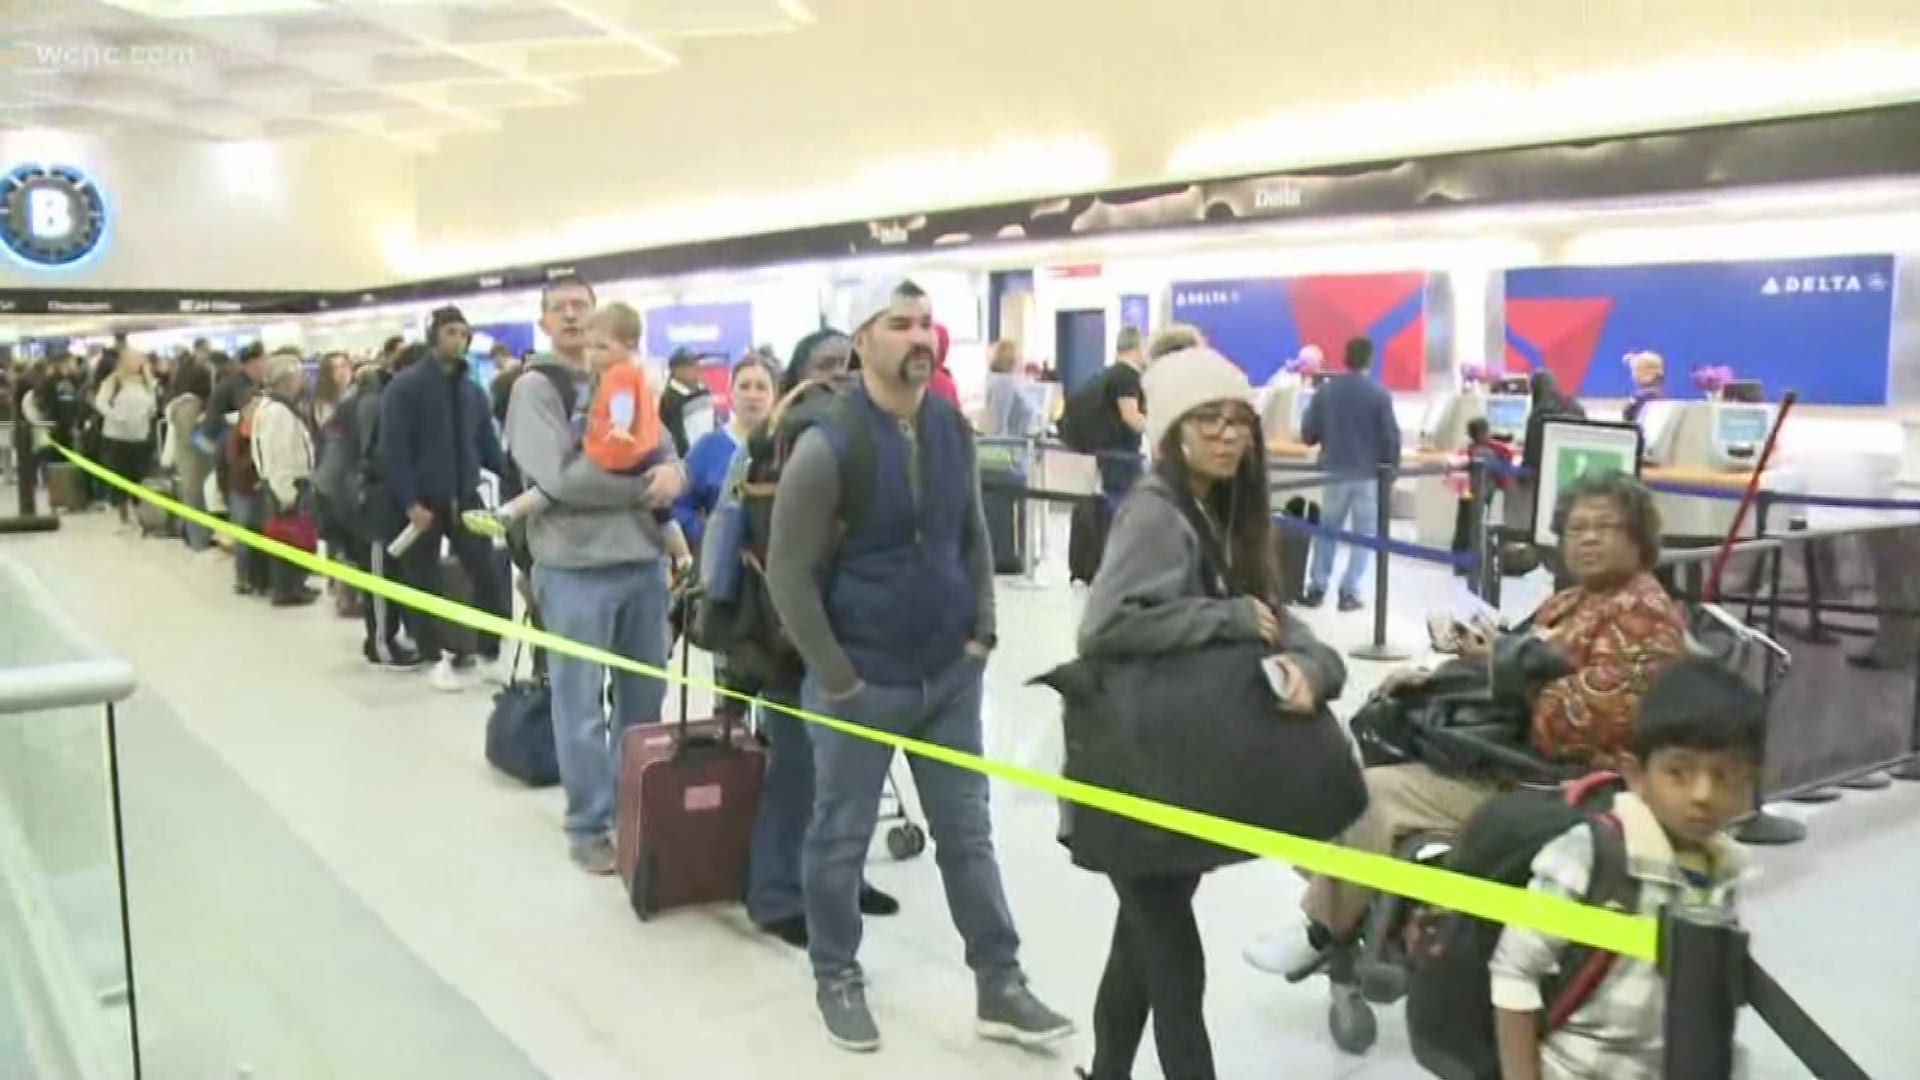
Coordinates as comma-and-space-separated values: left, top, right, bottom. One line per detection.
1529, 571, 1686, 769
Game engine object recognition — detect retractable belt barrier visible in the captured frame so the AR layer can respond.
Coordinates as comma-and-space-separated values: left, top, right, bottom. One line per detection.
50, 442, 1657, 962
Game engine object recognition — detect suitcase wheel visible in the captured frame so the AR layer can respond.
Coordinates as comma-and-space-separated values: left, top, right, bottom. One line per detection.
885, 822, 927, 861
630, 852, 659, 922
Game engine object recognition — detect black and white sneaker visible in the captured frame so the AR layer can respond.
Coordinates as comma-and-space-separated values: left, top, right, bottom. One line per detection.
365, 645, 425, 672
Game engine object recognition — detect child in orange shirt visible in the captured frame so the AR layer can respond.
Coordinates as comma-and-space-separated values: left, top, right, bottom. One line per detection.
483, 303, 691, 572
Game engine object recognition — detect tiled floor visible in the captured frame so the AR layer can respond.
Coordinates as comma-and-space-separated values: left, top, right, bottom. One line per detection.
6, 504, 1918, 1079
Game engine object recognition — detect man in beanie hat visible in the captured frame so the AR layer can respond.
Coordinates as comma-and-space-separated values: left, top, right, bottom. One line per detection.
377, 303, 512, 691
766, 279, 1073, 1054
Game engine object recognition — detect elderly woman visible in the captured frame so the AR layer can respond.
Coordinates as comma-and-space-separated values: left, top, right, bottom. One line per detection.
1247, 470, 1685, 974
251, 352, 319, 607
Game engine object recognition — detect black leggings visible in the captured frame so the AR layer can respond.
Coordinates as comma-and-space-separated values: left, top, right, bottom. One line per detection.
1091, 873, 1213, 1080
99, 437, 151, 513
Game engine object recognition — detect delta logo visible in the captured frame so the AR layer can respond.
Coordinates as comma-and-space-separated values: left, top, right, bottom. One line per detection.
1760, 273, 1889, 296
1174, 288, 1243, 308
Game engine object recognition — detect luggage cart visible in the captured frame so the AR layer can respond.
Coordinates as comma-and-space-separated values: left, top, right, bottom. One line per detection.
879, 770, 927, 859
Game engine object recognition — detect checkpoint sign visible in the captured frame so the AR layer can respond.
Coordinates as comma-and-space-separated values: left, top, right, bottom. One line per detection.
1, 164, 110, 269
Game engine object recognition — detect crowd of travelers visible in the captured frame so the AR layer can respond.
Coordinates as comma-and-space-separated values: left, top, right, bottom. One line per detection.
0, 279, 1770, 1080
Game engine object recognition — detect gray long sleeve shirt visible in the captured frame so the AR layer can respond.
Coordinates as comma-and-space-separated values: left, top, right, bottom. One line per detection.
1078, 475, 1345, 702
764, 424, 998, 697
502, 359, 680, 570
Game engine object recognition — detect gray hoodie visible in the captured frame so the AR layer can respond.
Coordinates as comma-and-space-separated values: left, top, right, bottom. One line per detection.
503, 358, 679, 570
1078, 473, 1344, 702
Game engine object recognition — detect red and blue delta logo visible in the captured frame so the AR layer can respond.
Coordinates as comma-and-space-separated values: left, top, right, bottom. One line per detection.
1, 163, 111, 270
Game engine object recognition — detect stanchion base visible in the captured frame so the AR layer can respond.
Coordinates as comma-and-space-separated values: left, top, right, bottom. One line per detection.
0, 515, 60, 535
1787, 787, 1842, 804
1348, 642, 1411, 663
1840, 772, 1893, 791
1736, 810, 1807, 846
1890, 760, 1920, 782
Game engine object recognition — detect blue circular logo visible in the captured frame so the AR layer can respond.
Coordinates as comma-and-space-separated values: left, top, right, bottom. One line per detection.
1, 164, 110, 269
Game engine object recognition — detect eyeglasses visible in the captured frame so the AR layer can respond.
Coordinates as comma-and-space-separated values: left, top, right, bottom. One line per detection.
1562, 519, 1627, 541
1186, 407, 1257, 439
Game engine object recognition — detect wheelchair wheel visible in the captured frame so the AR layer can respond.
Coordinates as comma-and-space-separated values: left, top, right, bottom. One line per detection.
886, 822, 927, 860
1357, 958, 1408, 1005
1329, 985, 1378, 1055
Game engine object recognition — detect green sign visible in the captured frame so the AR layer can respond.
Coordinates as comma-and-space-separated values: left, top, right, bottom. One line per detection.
1554, 447, 1632, 492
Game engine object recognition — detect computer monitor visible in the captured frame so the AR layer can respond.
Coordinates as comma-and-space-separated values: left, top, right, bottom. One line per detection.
1490, 375, 1531, 396
1484, 395, 1530, 440
1721, 379, 1765, 404
1712, 403, 1771, 462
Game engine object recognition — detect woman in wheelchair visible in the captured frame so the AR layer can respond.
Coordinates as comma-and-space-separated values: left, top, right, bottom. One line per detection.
1245, 471, 1685, 978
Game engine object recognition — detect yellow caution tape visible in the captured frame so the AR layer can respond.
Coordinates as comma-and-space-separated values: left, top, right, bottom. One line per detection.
51, 444, 1659, 961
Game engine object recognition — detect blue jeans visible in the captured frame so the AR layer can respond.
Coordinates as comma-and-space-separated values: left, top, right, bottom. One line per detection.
181, 482, 213, 551
801, 652, 1022, 991
1309, 479, 1380, 600
746, 693, 812, 926
228, 491, 266, 590
533, 560, 670, 842
1096, 452, 1145, 514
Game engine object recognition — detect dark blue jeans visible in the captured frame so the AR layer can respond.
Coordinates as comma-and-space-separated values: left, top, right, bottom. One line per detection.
746, 692, 813, 926
801, 652, 1022, 991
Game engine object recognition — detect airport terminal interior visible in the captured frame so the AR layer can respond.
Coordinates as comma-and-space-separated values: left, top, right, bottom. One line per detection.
7, 2, 1920, 1078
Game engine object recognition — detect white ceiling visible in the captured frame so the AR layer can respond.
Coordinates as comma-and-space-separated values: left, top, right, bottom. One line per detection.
0, 0, 815, 148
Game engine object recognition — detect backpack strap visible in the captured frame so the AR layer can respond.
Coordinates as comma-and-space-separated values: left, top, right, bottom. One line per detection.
823, 391, 874, 537
1541, 812, 1639, 1032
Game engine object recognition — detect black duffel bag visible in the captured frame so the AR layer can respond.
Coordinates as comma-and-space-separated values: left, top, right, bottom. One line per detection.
485, 636, 560, 788
1035, 642, 1369, 879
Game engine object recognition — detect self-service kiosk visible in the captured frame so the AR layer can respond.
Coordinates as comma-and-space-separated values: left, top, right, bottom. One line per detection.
1645, 380, 1780, 539
1414, 386, 1489, 544
1260, 371, 1333, 446
1483, 376, 1532, 444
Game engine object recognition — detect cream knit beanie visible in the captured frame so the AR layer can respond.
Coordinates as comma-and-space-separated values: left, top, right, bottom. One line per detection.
1142, 347, 1253, 449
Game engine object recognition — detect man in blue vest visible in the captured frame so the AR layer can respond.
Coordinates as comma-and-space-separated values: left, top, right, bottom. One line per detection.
766, 281, 1073, 1054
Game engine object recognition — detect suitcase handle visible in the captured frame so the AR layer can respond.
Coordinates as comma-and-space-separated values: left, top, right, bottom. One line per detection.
672, 584, 740, 750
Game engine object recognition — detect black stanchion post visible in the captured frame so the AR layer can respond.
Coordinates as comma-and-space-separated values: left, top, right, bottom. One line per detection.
1349, 461, 1409, 662
1467, 455, 1492, 601
1894, 659, 1920, 782
1661, 905, 1745, 1080
1, 414, 60, 535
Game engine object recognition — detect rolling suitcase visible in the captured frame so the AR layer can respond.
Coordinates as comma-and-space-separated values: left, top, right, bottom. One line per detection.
1277, 496, 1320, 603
1068, 497, 1109, 585
46, 462, 90, 512
135, 476, 179, 538
614, 616, 765, 921
981, 465, 1026, 575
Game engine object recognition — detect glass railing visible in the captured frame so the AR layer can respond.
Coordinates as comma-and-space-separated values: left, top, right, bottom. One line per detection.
0, 553, 139, 1080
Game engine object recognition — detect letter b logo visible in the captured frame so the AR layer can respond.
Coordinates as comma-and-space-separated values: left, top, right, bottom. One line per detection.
28, 187, 72, 240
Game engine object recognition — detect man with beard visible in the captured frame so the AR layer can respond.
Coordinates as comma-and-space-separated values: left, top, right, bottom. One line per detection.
766, 280, 1072, 1054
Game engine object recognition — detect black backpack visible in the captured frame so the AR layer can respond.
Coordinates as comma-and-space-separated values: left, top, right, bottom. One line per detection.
1055, 371, 1115, 453
690, 380, 875, 684
1406, 772, 1639, 1080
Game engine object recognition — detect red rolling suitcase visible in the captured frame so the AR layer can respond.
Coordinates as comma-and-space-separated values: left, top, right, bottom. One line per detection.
614, 617, 765, 921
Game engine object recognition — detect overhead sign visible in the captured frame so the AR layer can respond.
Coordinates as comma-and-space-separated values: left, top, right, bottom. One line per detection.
1169, 272, 1429, 389
1, 163, 110, 269
644, 300, 753, 362
1503, 254, 1896, 406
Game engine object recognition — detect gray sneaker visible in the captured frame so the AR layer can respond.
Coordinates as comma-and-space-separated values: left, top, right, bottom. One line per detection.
817, 980, 881, 1052
569, 835, 616, 876
977, 981, 1075, 1047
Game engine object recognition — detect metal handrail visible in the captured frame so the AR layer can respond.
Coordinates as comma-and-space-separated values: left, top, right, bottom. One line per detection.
0, 555, 135, 715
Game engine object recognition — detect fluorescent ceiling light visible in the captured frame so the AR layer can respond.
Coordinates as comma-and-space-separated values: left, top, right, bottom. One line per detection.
1172, 46, 1920, 179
